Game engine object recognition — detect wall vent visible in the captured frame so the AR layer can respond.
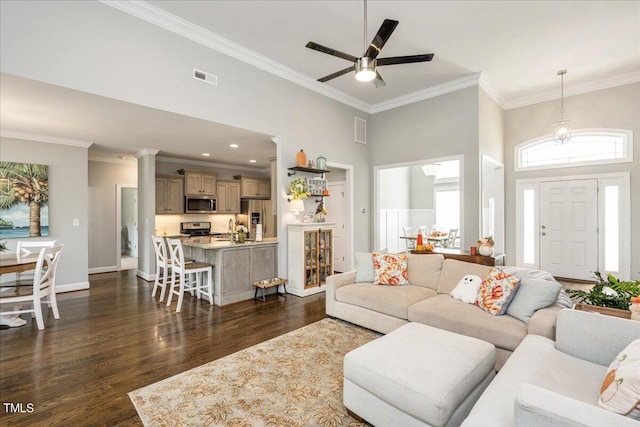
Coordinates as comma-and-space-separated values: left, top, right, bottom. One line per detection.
193, 68, 218, 86
354, 117, 367, 144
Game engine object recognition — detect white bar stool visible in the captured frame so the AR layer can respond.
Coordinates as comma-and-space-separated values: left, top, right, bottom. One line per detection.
165, 238, 214, 312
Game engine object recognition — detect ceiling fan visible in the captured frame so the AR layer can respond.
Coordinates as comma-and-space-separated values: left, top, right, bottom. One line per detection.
305, 0, 434, 87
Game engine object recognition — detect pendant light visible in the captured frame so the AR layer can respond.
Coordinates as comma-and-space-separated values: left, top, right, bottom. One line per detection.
553, 69, 571, 144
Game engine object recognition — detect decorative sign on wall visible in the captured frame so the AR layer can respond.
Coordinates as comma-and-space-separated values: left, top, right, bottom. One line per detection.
0, 162, 49, 238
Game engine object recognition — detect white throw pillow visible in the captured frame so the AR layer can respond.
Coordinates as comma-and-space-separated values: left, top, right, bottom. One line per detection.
450, 274, 483, 304
599, 338, 640, 420
354, 249, 387, 283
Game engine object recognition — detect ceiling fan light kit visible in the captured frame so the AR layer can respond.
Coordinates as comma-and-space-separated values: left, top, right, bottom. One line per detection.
305, 0, 434, 87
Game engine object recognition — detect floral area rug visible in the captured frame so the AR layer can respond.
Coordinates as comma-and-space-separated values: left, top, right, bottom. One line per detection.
129, 318, 381, 426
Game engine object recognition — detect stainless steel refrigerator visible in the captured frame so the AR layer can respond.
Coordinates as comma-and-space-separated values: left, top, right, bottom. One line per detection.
241, 199, 276, 239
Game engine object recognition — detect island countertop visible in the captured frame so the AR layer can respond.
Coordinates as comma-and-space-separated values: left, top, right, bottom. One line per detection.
181, 238, 279, 306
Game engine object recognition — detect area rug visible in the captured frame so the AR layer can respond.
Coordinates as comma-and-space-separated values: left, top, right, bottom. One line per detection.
129, 318, 381, 426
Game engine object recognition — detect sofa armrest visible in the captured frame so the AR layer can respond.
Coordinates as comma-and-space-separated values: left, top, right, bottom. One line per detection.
325, 270, 357, 316
555, 309, 640, 366
527, 304, 562, 339
515, 384, 639, 427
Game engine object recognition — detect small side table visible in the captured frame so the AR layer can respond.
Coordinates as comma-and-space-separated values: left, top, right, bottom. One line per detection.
253, 277, 288, 302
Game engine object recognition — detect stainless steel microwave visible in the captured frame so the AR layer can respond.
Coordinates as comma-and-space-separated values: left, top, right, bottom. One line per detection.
185, 196, 217, 214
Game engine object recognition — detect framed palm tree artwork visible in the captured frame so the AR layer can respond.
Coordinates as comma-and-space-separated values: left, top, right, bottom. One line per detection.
0, 162, 49, 238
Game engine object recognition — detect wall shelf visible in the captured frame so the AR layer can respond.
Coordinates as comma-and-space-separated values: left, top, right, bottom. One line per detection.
287, 166, 330, 177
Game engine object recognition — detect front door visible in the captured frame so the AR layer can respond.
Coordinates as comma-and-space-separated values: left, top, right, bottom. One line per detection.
539, 179, 598, 280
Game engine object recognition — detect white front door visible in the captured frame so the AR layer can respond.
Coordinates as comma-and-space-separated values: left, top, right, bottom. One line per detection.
325, 182, 346, 273
539, 179, 598, 280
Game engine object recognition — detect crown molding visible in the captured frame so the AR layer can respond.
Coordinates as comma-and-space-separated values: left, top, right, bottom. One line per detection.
156, 155, 270, 174
100, 0, 370, 113
135, 148, 160, 158
369, 73, 483, 114
503, 70, 640, 110
0, 130, 93, 148
89, 154, 137, 165
478, 73, 504, 108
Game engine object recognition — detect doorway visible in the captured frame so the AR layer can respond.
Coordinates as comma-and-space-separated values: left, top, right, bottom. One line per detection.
325, 181, 346, 272
116, 184, 138, 271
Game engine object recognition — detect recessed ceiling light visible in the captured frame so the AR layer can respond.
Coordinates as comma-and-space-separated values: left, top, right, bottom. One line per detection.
202, 153, 210, 157
249, 159, 257, 163
229, 144, 239, 148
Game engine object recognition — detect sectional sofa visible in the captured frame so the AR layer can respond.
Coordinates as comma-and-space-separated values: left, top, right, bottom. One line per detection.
326, 253, 566, 369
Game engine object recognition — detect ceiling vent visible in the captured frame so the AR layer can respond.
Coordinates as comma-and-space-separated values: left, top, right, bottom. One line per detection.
354, 117, 367, 144
193, 68, 218, 86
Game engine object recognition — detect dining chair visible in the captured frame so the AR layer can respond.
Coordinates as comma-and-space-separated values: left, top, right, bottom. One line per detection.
15, 240, 57, 282
165, 238, 214, 313
444, 228, 459, 248
402, 226, 415, 252
0, 244, 64, 330
151, 236, 171, 302
418, 226, 427, 237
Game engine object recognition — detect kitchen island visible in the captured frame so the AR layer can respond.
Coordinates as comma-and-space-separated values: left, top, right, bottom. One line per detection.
181, 237, 278, 305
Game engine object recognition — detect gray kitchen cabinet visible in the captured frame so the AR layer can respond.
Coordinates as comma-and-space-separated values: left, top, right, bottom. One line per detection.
217, 181, 241, 213
155, 175, 184, 214
185, 171, 216, 196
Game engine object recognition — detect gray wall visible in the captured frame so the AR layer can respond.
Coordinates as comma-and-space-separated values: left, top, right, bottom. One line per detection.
371, 86, 480, 248
479, 88, 505, 164
1, 1, 372, 279
410, 165, 435, 210
1, 137, 89, 290
88, 160, 137, 271
504, 82, 640, 275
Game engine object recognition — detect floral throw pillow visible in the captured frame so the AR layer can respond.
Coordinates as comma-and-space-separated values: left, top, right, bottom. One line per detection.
599, 339, 640, 420
475, 268, 520, 315
372, 252, 409, 286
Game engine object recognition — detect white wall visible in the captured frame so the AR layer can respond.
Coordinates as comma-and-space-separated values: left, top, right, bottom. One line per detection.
504, 82, 640, 275
371, 86, 480, 248
1, 137, 89, 291
88, 160, 137, 271
1, 1, 372, 279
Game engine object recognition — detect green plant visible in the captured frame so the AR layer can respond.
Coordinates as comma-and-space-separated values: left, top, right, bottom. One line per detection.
566, 272, 640, 310
0, 240, 7, 252
288, 178, 310, 200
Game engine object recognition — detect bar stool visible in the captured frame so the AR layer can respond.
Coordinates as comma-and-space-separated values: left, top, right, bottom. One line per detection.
151, 236, 170, 302
165, 238, 214, 312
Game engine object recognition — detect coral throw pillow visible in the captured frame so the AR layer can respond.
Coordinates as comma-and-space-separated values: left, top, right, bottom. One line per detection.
599, 339, 640, 420
475, 268, 520, 315
372, 252, 409, 286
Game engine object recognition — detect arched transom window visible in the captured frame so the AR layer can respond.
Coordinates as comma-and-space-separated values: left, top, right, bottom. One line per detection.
515, 129, 633, 171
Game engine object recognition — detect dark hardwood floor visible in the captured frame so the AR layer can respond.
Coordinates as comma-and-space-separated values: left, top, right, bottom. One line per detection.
0, 271, 327, 426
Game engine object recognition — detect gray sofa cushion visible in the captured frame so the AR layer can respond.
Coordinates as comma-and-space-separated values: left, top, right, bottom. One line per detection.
408, 294, 527, 351
407, 254, 444, 290
336, 283, 436, 320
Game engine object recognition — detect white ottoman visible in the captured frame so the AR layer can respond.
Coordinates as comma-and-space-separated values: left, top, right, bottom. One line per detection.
344, 322, 496, 427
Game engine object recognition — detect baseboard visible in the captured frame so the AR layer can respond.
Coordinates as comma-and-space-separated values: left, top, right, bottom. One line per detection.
57, 281, 90, 293
88, 266, 117, 274
137, 270, 154, 282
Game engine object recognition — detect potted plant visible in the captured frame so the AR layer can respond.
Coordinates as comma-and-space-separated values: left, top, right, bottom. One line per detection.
567, 272, 640, 319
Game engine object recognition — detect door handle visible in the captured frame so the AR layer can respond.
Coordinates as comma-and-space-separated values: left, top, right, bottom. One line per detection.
541, 225, 546, 229
541, 232, 546, 236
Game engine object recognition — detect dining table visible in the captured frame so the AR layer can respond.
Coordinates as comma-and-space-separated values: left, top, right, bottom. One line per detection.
0, 252, 39, 275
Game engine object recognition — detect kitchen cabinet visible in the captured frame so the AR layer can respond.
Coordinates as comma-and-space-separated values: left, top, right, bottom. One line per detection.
185, 171, 216, 196
241, 177, 270, 199
217, 181, 241, 213
288, 223, 334, 297
155, 175, 184, 214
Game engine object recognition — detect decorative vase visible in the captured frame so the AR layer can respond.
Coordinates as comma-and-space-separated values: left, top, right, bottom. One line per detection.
237, 230, 245, 243
632, 311, 640, 322
296, 149, 307, 167
478, 244, 494, 257
316, 155, 327, 170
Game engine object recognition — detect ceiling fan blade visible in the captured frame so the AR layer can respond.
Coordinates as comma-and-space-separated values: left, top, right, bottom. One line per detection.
373, 71, 386, 88
377, 53, 435, 66
318, 65, 356, 82
306, 42, 358, 63
364, 19, 399, 60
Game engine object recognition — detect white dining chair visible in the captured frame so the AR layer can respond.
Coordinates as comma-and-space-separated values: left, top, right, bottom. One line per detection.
165, 238, 214, 313
0, 244, 64, 330
15, 240, 57, 282
151, 236, 171, 302
444, 228, 459, 248
402, 226, 415, 252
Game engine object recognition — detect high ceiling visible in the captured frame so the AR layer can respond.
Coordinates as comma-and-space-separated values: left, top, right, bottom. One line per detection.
1, 1, 638, 167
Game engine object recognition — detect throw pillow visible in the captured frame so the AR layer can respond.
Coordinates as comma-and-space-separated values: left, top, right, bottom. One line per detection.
450, 274, 483, 304
373, 251, 409, 286
506, 272, 562, 323
599, 339, 640, 420
354, 252, 375, 283
475, 268, 521, 315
